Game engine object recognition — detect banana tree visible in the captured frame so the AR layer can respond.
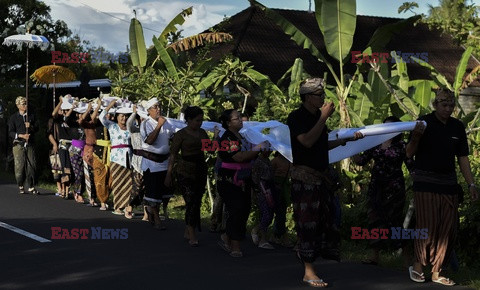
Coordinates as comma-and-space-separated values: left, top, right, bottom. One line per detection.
197, 57, 276, 114
252, 0, 356, 127
253, 0, 419, 129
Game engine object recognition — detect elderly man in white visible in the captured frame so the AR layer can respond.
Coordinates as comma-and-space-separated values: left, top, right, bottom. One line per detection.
140, 98, 175, 230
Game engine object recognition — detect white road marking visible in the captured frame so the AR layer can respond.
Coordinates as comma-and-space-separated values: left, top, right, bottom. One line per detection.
0, 222, 51, 243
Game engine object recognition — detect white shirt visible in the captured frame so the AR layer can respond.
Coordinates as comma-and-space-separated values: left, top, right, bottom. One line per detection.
140, 117, 175, 172
99, 110, 131, 168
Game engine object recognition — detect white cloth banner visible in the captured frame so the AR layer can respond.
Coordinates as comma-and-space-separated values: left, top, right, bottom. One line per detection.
331, 121, 423, 140
133, 117, 422, 165
328, 121, 425, 163
142, 118, 294, 162
240, 121, 293, 162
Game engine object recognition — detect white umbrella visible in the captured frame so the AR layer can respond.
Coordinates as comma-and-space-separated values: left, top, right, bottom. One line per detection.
2, 33, 50, 118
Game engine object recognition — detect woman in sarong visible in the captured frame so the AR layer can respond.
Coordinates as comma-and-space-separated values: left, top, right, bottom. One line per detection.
100, 100, 132, 216
165, 106, 209, 246
216, 109, 268, 258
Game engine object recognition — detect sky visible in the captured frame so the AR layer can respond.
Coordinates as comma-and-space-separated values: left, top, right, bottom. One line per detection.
37, 0, 474, 53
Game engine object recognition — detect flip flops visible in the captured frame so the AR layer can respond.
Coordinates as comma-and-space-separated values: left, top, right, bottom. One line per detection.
432, 277, 455, 286
229, 251, 243, 258
28, 188, 39, 195
302, 279, 328, 288
408, 266, 425, 283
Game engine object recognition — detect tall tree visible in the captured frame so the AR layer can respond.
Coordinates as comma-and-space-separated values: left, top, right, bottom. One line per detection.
400, 1, 480, 57
0, 0, 71, 83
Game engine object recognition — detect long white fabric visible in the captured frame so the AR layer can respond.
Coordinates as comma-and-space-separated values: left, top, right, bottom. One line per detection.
328, 121, 425, 163
115, 106, 424, 164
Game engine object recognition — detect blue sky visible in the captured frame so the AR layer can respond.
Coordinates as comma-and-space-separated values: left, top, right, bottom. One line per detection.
39, 0, 476, 52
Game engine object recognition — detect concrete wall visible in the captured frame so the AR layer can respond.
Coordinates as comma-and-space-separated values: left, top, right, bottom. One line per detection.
459, 87, 480, 115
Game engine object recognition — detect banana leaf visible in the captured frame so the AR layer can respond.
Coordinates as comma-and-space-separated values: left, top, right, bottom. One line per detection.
390, 51, 409, 92
253, 0, 340, 85
454, 46, 473, 95
152, 36, 178, 80
366, 16, 421, 53
129, 18, 147, 70
159, 7, 193, 43
353, 87, 373, 123
413, 80, 433, 109
411, 56, 453, 90
316, 0, 356, 64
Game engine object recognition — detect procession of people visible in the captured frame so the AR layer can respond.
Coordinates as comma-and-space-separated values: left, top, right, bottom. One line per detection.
7, 79, 479, 288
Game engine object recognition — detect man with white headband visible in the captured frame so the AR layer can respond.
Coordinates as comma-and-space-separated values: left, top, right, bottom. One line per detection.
140, 97, 175, 230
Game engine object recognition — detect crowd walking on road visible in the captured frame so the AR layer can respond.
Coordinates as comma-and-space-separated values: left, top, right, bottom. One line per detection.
6, 80, 478, 288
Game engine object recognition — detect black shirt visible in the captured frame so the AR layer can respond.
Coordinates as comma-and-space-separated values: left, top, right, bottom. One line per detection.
8, 111, 37, 145
413, 112, 469, 194
218, 129, 249, 178
414, 112, 469, 173
287, 105, 329, 171
94, 122, 109, 157
53, 114, 81, 141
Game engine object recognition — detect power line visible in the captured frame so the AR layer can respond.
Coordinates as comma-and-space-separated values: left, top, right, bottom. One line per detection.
72, 0, 163, 34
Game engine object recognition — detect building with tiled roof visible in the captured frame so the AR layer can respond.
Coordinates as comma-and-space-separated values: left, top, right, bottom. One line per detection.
204, 5, 480, 111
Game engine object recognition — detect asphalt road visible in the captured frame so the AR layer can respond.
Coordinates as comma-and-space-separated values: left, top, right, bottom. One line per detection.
0, 180, 473, 290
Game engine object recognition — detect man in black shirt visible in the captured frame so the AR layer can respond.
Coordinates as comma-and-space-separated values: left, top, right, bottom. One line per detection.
287, 78, 361, 288
406, 89, 478, 286
8, 96, 38, 194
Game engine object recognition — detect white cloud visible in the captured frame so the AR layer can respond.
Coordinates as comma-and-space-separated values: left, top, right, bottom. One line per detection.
39, 0, 260, 52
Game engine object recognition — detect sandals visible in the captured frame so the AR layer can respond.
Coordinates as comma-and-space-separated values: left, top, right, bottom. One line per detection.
408, 266, 425, 283
124, 211, 134, 219
303, 278, 328, 288
230, 251, 243, 258
74, 194, 85, 203
432, 277, 455, 286
28, 188, 39, 195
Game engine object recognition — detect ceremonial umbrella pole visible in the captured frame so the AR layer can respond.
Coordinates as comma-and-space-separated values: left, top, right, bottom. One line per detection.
2, 33, 50, 135
31, 64, 76, 111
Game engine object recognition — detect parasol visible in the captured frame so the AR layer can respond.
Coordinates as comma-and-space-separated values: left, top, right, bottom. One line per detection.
31, 64, 76, 110
2, 33, 50, 117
